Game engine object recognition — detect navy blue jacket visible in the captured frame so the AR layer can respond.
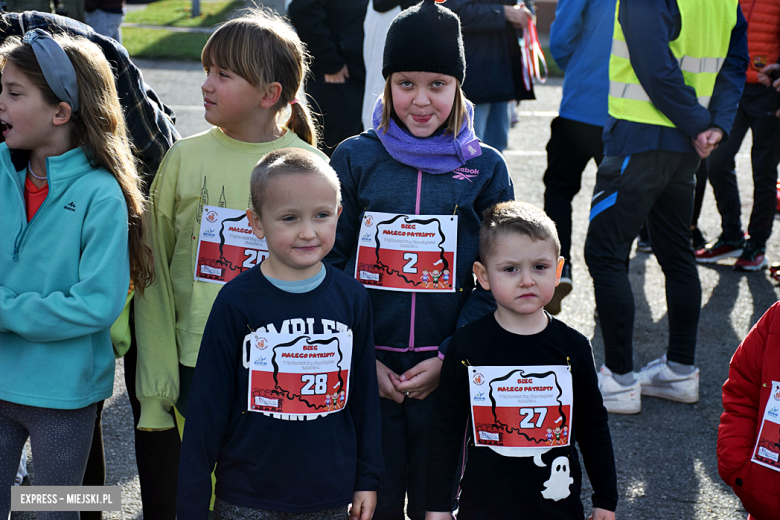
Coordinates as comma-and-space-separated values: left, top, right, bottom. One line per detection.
447, 0, 535, 104
177, 263, 383, 516
288, 0, 369, 81
604, 0, 749, 156
327, 129, 514, 357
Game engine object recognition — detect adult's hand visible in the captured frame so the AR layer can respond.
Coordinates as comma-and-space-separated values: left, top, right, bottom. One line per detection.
693, 128, 723, 159
393, 356, 443, 400
504, 4, 533, 30
377, 360, 405, 403
758, 64, 780, 91
325, 64, 350, 84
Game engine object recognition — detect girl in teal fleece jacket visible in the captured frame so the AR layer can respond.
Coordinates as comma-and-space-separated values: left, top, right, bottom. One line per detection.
0, 31, 150, 519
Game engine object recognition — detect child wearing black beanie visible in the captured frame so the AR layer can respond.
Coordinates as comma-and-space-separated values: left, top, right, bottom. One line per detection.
326, 1, 515, 518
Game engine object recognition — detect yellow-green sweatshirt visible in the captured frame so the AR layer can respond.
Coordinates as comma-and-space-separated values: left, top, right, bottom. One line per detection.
134, 127, 326, 430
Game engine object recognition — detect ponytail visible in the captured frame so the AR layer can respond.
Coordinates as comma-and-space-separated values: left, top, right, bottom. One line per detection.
285, 100, 318, 147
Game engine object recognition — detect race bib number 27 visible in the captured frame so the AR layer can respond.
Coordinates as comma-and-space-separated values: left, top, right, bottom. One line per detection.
355, 211, 457, 292
469, 365, 573, 449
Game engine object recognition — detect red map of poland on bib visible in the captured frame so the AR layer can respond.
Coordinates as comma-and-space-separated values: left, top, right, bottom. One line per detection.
355, 211, 458, 292
194, 205, 268, 285
469, 366, 573, 449
247, 331, 353, 420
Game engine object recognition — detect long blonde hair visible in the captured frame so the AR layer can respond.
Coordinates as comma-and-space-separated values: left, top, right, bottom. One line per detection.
0, 34, 153, 291
202, 9, 319, 147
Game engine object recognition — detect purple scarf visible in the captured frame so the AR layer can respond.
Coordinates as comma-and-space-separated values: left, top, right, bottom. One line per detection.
372, 96, 482, 174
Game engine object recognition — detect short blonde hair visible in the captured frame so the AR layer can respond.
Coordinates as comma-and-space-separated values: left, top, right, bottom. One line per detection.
250, 148, 341, 216
377, 75, 468, 137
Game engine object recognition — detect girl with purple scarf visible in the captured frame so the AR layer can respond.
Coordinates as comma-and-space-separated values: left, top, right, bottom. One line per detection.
326, 1, 514, 518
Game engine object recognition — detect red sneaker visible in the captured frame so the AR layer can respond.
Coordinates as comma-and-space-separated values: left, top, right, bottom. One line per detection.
695, 237, 745, 264
734, 243, 768, 272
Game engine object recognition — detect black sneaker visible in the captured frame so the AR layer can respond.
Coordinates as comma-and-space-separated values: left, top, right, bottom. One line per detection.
545, 262, 572, 315
691, 227, 707, 251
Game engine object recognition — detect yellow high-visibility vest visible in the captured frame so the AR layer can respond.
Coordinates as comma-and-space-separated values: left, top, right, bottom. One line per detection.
608, 0, 738, 127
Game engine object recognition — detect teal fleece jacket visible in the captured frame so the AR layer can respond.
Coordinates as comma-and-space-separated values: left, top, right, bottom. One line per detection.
0, 144, 129, 409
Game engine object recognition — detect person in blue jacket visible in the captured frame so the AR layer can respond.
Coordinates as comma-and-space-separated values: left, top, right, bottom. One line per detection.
0, 30, 150, 519
327, 2, 514, 518
586, 0, 748, 415
542, 0, 616, 315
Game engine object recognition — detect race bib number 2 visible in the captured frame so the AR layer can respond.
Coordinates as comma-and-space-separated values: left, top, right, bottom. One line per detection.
246, 331, 353, 420
469, 365, 573, 449
355, 211, 457, 292
194, 205, 268, 285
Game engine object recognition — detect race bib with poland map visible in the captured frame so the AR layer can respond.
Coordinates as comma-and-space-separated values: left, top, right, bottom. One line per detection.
751, 381, 780, 473
354, 211, 457, 293
245, 331, 353, 420
194, 205, 268, 285
468, 365, 573, 449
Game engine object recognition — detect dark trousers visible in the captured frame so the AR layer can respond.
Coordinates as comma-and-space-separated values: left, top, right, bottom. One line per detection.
306, 75, 365, 157
124, 330, 181, 520
543, 117, 605, 261
708, 83, 780, 247
80, 400, 105, 520
585, 151, 702, 375
373, 350, 438, 520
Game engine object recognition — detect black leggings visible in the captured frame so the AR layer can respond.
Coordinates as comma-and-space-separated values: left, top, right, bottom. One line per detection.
0, 400, 96, 520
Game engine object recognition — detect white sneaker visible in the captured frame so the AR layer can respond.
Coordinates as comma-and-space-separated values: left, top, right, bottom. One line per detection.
636, 355, 699, 404
598, 365, 641, 414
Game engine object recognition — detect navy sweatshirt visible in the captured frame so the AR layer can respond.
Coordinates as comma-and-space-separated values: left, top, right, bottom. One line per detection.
177, 263, 383, 517
426, 314, 618, 518
604, 0, 749, 156
327, 129, 514, 356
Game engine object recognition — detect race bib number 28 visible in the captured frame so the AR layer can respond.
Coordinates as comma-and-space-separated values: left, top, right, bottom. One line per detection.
355, 211, 457, 292
246, 331, 353, 420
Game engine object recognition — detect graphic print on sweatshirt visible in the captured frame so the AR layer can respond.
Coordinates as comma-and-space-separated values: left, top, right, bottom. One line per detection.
243, 318, 352, 421
355, 211, 458, 292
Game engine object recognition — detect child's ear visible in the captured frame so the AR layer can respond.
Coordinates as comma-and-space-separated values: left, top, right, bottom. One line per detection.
555, 256, 564, 287
246, 208, 265, 240
260, 82, 283, 109
337, 206, 343, 218
473, 261, 490, 291
52, 102, 72, 126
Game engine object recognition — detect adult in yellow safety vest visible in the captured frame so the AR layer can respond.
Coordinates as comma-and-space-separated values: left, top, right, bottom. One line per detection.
585, 0, 748, 415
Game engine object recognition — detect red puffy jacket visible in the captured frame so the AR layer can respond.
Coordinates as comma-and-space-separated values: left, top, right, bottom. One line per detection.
718, 302, 780, 520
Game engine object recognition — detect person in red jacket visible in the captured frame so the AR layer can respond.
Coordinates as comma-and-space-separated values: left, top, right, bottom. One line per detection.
718, 301, 780, 520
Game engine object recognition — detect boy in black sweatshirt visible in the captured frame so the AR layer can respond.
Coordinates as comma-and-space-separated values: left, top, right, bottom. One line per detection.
425, 201, 617, 519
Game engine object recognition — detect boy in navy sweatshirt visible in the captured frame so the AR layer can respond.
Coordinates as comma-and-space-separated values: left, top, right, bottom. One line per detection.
425, 201, 617, 519
177, 148, 383, 520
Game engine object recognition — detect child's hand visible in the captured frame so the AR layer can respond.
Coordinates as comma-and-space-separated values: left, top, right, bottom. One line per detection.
590, 507, 615, 520
377, 360, 405, 403
349, 491, 376, 520
425, 512, 454, 520
393, 357, 443, 400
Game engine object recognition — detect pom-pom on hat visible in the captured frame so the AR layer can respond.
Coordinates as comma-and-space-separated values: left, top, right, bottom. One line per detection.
382, 0, 466, 84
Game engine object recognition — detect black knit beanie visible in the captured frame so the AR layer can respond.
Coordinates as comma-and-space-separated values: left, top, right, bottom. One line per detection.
382, 0, 466, 84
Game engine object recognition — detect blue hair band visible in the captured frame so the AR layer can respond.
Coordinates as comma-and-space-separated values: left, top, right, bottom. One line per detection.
21, 29, 79, 113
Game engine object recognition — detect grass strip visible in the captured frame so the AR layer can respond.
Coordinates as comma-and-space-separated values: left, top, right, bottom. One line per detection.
124, 0, 242, 28
122, 27, 209, 61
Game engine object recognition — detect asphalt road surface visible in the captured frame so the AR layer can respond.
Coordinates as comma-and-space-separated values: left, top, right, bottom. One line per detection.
15, 59, 777, 519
